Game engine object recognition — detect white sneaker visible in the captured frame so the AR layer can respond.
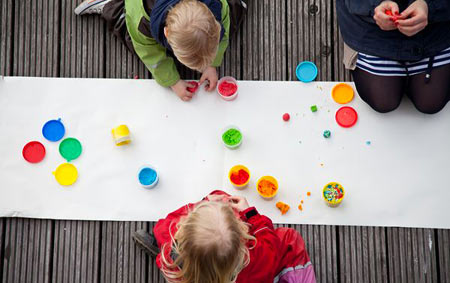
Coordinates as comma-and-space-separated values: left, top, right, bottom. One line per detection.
74, 0, 112, 15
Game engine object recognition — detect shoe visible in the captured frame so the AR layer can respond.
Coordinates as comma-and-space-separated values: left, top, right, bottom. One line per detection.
132, 230, 160, 257
74, 0, 112, 15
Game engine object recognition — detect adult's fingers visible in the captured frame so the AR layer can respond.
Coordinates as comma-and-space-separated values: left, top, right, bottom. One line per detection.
396, 14, 426, 27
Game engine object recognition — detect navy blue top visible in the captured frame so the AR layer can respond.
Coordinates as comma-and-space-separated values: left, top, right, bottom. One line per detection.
150, 0, 225, 51
336, 0, 450, 61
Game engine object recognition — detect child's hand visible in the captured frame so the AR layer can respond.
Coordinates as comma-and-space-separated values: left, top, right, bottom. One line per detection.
373, 1, 400, 31
229, 196, 250, 212
199, 67, 218, 92
396, 0, 428, 37
207, 194, 227, 202
171, 80, 197, 101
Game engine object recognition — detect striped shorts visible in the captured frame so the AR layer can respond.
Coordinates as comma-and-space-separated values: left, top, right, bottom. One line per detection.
356, 47, 450, 76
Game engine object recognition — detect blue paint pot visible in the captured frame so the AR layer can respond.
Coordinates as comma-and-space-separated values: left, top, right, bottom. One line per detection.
42, 118, 65, 142
296, 61, 318, 82
138, 165, 159, 189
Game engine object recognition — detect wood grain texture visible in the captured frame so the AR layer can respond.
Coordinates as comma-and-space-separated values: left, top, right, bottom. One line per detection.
332, 0, 351, 82
12, 0, 59, 77
437, 229, 450, 283
52, 221, 100, 283
2, 219, 52, 283
242, 0, 287, 81
339, 226, 388, 283
287, 0, 332, 81
100, 222, 148, 283
0, 0, 13, 76
60, 0, 104, 78
105, 30, 149, 79
0, 219, 4, 280
292, 224, 338, 283
387, 228, 438, 283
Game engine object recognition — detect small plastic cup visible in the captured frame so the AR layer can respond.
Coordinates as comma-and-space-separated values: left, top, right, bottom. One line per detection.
217, 76, 238, 101
256, 176, 278, 200
138, 165, 159, 189
112, 125, 131, 146
222, 126, 242, 149
228, 165, 251, 189
322, 182, 345, 207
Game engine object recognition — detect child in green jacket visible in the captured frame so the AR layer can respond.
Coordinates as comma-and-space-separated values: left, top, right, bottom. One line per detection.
75, 0, 245, 101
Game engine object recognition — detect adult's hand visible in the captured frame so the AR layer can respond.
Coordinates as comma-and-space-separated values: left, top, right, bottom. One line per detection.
170, 80, 196, 101
373, 1, 400, 31
396, 0, 428, 37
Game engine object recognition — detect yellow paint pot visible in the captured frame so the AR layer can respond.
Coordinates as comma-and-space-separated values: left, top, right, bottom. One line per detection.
111, 125, 131, 146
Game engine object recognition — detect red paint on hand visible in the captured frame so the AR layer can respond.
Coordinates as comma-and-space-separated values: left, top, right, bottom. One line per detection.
187, 81, 199, 93
283, 113, 290, 121
230, 169, 249, 185
218, 81, 237, 96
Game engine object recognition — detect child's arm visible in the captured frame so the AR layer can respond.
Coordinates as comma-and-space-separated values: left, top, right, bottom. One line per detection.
211, 0, 230, 68
133, 39, 180, 88
230, 196, 281, 282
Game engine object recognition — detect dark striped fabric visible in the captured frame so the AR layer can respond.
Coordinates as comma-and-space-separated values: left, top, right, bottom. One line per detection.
356, 47, 450, 76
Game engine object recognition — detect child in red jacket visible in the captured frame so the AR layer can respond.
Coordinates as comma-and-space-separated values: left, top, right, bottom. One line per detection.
133, 190, 316, 283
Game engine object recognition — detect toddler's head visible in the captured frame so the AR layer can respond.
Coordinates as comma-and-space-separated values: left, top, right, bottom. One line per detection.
166, 0, 221, 72
161, 201, 254, 283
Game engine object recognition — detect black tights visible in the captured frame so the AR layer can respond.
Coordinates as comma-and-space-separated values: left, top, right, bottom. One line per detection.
351, 64, 450, 114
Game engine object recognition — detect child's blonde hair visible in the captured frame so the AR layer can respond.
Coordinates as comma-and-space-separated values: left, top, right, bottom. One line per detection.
161, 201, 255, 283
166, 0, 221, 72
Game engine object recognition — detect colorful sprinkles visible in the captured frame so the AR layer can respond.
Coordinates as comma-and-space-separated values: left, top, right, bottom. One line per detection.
323, 182, 345, 207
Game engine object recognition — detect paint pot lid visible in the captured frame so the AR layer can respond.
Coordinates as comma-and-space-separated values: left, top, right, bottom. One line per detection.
42, 119, 65, 142
53, 163, 78, 186
336, 106, 358, 128
59, 138, 82, 162
332, 83, 354, 104
22, 141, 46, 163
296, 61, 318, 82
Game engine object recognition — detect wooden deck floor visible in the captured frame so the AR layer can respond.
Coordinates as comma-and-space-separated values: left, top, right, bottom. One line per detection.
0, 0, 449, 282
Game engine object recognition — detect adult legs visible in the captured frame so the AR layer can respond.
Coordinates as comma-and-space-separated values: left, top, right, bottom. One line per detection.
351, 68, 406, 113
407, 64, 450, 114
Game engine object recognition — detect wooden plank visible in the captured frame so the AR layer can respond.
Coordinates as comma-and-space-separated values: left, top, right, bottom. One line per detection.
292, 224, 338, 283
12, 0, 59, 77
339, 226, 387, 283
332, 0, 351, 82
105, 30, 149, 79
287, 0, 332, 81
218, 20, 242, 80
60, 0, 105, 78
387, 228, 438, 283
100, 222, 148, 283
242, 0, 287, 81
149, 221, 166, 283
2, 218, 52, 283
52, 221, 100, 283
0, 0, 13, 76
437, 229, 450, 283
0, 218, 3, 280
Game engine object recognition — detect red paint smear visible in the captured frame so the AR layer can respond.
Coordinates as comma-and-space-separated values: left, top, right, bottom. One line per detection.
187, 81, 199, 93
218, 81, 237, 96
230, 169, 249, 185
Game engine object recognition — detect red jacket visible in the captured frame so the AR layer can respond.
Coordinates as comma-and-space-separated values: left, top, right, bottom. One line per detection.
153, 190, 316, 283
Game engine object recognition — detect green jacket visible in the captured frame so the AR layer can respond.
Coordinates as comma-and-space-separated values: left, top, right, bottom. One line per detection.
125, 0, 230, 87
